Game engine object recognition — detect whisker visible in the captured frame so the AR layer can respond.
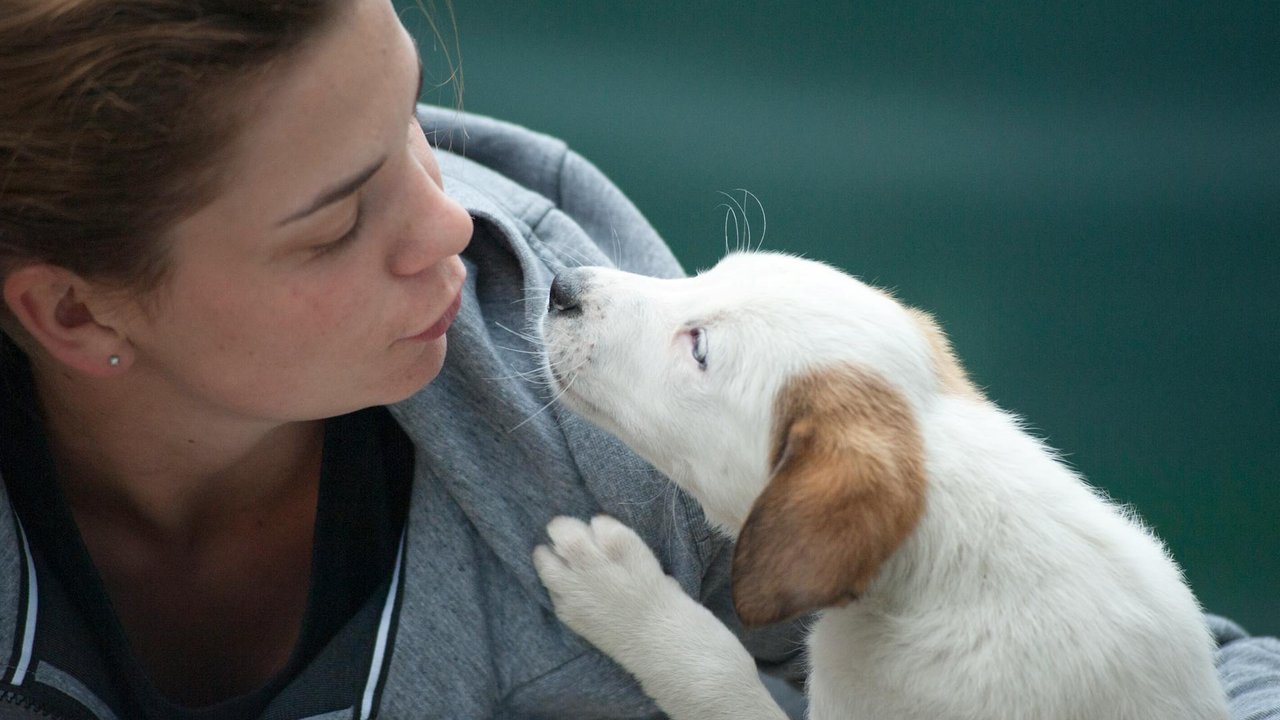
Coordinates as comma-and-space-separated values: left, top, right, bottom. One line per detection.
511, 286, 551, 306
509, 367, 582, 433
609, 226, 624, 268
719, 202, 741, 254
488, 349, 589, 395
484, 366, 556, 384
718, 203, 733, 256
735, 187, 767, 251
494, 344, 546, 356
719, 190, 751, 252
484, 369, 540, 382
493, 321, 543, 345
554, 245, 585, 267
554, 243, 598, 270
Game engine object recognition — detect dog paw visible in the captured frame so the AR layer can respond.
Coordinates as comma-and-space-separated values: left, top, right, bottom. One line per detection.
533, 515, 680, 652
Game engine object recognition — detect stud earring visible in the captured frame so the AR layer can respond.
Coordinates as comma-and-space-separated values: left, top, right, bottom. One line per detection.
108, 355, 121, 367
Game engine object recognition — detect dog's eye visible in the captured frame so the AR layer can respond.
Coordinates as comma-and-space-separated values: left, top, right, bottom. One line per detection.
690, 327, 708, 369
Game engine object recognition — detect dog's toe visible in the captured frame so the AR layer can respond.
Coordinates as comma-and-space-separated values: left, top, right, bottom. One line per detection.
546, 515, 591, 546
537, 515, 667, 596
532, 543, 566, 579
543, 515, 601, 564
588, 515, 663, 573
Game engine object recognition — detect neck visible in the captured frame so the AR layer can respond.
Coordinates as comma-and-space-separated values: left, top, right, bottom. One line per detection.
667, 459, 763, 539
31, 359, 325, 542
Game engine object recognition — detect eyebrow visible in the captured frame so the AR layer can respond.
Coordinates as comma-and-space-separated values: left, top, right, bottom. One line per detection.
277, 156, 386, 227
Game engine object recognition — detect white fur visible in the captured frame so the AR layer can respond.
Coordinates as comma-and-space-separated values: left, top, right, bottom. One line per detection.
532, 251, 1227, 720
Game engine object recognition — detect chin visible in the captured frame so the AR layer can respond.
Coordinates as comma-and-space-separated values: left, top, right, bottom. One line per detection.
383, 334, 449, 403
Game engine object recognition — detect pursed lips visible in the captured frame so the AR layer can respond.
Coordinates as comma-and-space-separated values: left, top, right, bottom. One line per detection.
402, 287, 463, 343
398, 259, 468, 343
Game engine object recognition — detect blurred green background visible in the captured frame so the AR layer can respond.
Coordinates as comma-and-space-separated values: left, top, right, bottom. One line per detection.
398, 1, 1278, 634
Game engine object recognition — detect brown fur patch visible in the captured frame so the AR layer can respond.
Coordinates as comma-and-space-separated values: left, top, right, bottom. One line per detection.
731, 364, 928, 626
907, 308, 983, 401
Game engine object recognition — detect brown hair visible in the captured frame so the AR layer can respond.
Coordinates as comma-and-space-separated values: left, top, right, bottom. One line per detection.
0, 0, 345, 309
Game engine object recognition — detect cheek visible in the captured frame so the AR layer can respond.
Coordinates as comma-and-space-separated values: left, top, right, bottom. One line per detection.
277, 274, 395, 354
593, 333, 672, 403
171, 267, 381, 363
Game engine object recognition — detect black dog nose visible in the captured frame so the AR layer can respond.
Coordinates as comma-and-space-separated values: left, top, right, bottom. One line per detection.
549, 270, 585, 314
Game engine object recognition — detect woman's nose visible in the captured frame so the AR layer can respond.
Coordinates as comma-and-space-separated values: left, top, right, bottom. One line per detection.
388, 171, 473, 278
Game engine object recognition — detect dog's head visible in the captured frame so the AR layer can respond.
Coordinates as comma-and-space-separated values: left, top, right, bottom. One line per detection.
540, 251, 978, 625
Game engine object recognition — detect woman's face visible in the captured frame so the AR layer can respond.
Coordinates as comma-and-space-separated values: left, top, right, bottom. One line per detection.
113, 0, 472, 423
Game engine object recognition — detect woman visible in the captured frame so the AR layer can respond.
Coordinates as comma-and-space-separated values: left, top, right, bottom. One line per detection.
0, 0, 1273, 718
0, 0, 800, 716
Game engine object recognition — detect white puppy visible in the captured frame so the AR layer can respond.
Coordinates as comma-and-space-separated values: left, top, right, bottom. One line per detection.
532, 251, 1228, 720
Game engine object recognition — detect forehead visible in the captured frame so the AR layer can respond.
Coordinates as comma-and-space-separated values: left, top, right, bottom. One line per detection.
690, 253, 931, 381
184, 0, 416, 232
696, 253, 897, 318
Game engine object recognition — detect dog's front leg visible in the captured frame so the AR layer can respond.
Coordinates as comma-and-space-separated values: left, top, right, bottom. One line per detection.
534, 515, 790, 720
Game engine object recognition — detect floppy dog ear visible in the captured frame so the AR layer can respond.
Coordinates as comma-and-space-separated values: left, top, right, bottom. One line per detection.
731, 365, 927, 626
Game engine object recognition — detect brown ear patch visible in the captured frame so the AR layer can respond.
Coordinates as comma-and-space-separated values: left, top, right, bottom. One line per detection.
731, 364, 927, 626
907, 308, 983, 401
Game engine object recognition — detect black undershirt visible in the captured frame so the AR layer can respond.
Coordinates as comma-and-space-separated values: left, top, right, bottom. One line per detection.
0, 340, 414, 719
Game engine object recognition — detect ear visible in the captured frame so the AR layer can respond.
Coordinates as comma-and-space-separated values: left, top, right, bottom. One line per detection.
731, 365, 927, 626
2, 264, 132, 376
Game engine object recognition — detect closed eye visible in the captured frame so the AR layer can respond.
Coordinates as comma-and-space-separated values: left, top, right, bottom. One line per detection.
690, 327, 708, 369
312, 202, 366, 257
